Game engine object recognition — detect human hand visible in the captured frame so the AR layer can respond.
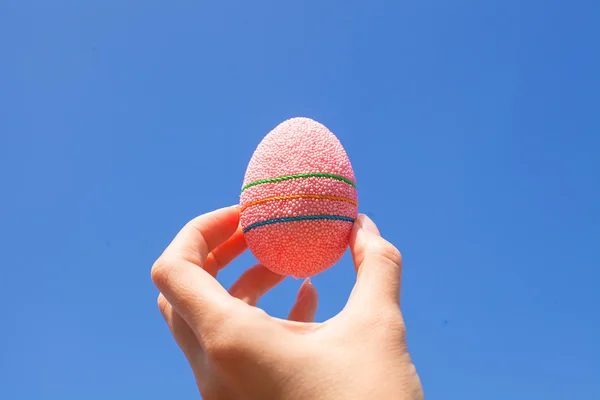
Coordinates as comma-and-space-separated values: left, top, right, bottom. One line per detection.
151, 205, 424, 399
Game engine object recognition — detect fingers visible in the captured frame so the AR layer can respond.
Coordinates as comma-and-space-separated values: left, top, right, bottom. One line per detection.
347, 214, 402, 310
228, 264, 285, 306
151, 206, 241, 334
288, 279, 318, 322
203, 225, 247, 277
159, 205, 241, 266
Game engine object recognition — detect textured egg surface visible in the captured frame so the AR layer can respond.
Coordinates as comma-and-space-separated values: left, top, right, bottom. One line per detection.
240, 117, 358, 278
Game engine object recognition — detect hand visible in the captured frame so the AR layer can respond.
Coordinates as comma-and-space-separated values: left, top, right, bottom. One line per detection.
151, 206, 424, 399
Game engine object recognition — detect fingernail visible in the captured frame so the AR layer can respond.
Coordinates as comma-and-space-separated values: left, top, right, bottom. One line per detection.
297, 278, 311, 300
358, 214, 380, 235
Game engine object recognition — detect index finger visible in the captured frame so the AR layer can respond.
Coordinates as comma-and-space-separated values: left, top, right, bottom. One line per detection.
151, 205, 241, 332
161, 204, 241, 266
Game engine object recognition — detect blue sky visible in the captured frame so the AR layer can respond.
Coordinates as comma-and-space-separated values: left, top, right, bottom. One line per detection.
1, 1, 599, 399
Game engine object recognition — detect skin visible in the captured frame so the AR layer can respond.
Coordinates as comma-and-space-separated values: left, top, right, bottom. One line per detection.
151, 205, 424, 399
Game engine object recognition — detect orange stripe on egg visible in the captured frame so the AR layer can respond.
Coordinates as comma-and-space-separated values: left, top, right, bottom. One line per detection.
240, 194, 358, 212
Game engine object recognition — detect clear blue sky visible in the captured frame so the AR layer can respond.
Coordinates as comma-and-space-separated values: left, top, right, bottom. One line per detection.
1, 1, 599, 399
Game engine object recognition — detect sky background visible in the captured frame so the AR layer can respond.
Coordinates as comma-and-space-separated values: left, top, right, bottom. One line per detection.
1, 1, 599, 399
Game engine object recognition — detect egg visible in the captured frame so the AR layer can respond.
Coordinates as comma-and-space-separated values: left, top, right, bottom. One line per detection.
240, 117, 358, 277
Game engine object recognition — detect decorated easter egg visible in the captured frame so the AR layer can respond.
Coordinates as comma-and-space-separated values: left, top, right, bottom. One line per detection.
240, 117, 358, 277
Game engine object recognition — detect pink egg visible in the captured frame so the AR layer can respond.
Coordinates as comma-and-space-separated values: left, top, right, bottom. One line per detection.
240, 117, 358, 277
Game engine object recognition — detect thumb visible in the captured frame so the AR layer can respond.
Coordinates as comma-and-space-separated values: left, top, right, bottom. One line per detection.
347, 214, 403, 310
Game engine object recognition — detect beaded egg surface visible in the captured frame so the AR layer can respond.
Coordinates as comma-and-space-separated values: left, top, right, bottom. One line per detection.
240, 117, 358, 278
